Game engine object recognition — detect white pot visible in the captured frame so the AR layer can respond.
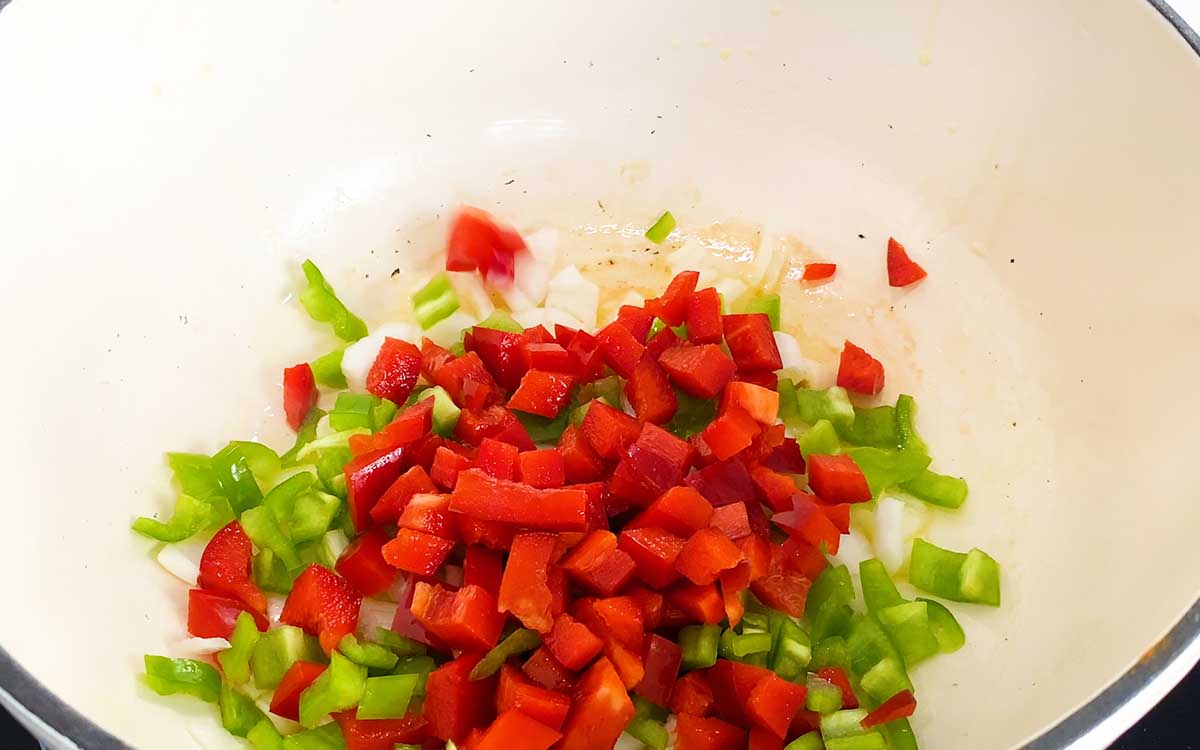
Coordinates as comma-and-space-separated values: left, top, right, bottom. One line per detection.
1, 1, 1199, 748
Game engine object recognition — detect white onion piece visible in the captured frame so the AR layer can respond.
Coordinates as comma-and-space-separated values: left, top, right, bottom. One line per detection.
267, 594, 287, 624
448, 271, 495, 319
324, 529, 352, 562
545, 266, 600, 328
341, 323, 421, 391
712, 277, 749, 309
614, 733, 645, 750
423, 311, 478, 348
357, 598, 400, 638
513, 228, 559, 306
174, 637, 229, 658
616, 289, 645, 308
387, 573, 412, 604
773, 331, 806, 381
874, 495, 908, 573
156, 536, 209, 586
832, 528, 874, 577
511, 306, 585, 332
498, 281, 535, 312
667, 238, 709, 275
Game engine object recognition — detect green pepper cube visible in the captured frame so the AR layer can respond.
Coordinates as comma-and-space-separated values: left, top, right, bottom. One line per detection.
876, 601, 940, 667
785, 731, 826, 750
299, 652, 367, 728
470, 629, 542, 681
251, 625, 325, 691
805, 672, 843, 714
338, 634, 400, 671
218, 611, 262, 685
143, 655, 221, 703
625, 715, 669, 750
859, 657, 910, 702
918, 597, 966, 653
792, 386, 856, 430
412, 273, 461, 330
247, 719, 284, 750
679, 624, 721, 670
219, 682, 268, 737
311, 349, 348, 389
355, 673, 420, 720
299, 259, 369, 343
799, 420, 842, 459
900, 470, 968, 509
858, 559, 905, 614
739, 293, 782, 330
959, 547, 1002, 606
645, 211, 677, 244
282, 720, 347, 750
374, 628, 428, 658
824, 733, 886, 750
476, 311, 524, 333
819, 708, 871, 740
421, 386, 462, 437
893, 394, 928, 455
839, 406, 900, 449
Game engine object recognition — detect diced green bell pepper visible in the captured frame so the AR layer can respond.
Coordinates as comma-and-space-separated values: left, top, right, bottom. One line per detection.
219, 681, 268, 738
312, 445, 354, 499
311, 349, 348, 389
858, 657, 910, 702
918, 597, 966, 653
282, 720, 347, 750
299, 652, 367, 728
799, 420, 841, 459
299, 259, 368, 342
282, 408, 328, 467
859, 559, 905, 614
893, 395, 927, 455
820, 709, 870, 740
247, 719, 284, 750
645, 211, 677, 244
667, 389, 717, 440
374, 628, 428, 658
132, 494, 216, 543
806, 564, 855, 640
785, 731, 826, 750
212, 441, 281, 514
633, 695, 669, 721
960, 548, 1002, 606
900, 470, 968, 509
470, 629, 542, 680
679, 624, 722, 670
338, 634, 400, 671
218, 611, 262, 685
810, 636, 851, 671
805, 672, 843, 714
475, 311, 523, 333
251, 625, 325, 690
166, 452, 225, 500
420, 386, 461, 437
845, 447, 931, 498
720, 628, 773, 661
876, 601, 940, 667
739, 292, 782, 330
241, 506, 301, 571
412, 273, 461, 330
845, 617, 911, 696
824, 733, 885, 750
909, 539, 1001, 606
880, 718, 919, 750
254, 549, 297, 593
143, 656, 221, 703
393, 656, 436, 696
626, 716, 669, 750
839, 406, 899, 449
329, 393, 393, 432
769, 618, 812, 680
790, 385, 856, 430
356, 673, 420, 720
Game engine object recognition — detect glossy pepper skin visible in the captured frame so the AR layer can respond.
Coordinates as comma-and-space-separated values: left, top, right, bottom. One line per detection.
721, 314, 783, 373
836, 340, 886, 396
498, 532, 558, 632
336, 530, 396, 597
424, 652, 497, 743
283, 363, 319, 432
886, 237, 927, 287
198, 521, 268, 620
449, 469, 588, 531
557, 657, 636, 750
658, 344, 736, 399
280, 564, 363, 654
445, 207, 526, 285
366, 337, 422, 405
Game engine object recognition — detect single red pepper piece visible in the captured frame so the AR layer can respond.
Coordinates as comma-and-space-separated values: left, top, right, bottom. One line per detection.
772, 492, 842, 555
198, 521, 267, 618
336, 530, 396, 597
346, 445, 409, 532
762, 436, 806, 474
269, 662, 326, 721
476, 710, 562, 750
579, 400, 642, 459
467, 326, 526, 391
737, 422, 786, 466
721, 314, 783, 373
720, 381, 780, 425
508, 370, 575, 419
282, 363, 318, 432
779, 538, 829, 579
616, 304, 657, 343
626, 486, 715, 538
646, 269, 700, 326
425, 652, 498, 743
389, 582, 436, 647
837, 340, 886, 395
595, 320, 647, 378
474, 437, 519, 480
449, 469, 588, 531
738, 534, 773, 581
746, 673, 809, 739
517, 448, 566, 489
369, 465, 437, 525
675, 713, 748, 750
671, 671, 716, 716
791, 708, 823, 738
411, 582, 505, 652
817, 667, 860, 709
802, 262, 837, 281
572, 480, 607, 532
456, 404, 534, 449
719, 562, 751, 627
645, 324, 682, 359
333, 711, 431, 750
420, 337, 456, 380
635, 634, 682, 707
430, 445, 472, 490
665, 582, 726, 624
658, 343, 736, 398
602, 637, 646, 690
397, 491, 458, 541
446, 206, 526, 284
543, 613, 604, 671
823, 503, 852, 534
576, 596, 646, 654
749, 465, 798, 513
618, 527, 685, 589
350, 398, 434, 457
610, 422, 696, 506
431, 350, 501, 410
496, 663, 571, 730
519, 341, 577, 374
382, 528, 455, 577
557, 658, 637, 750
463, 545, 504, 591
498, 532, 558, 632
862, 689, 917, 728
886, 237, 927, 287
456, 515, 517, 551
807, 454, 873, 503
737, 370, 780, 391
624, 354, 678, 424
280, 564, 362, 654
704, 659, 774, 726
709, 502, 753, 540
686, 287, 724, 344
558, 424, 606, 483
685, 458, 757, 508
676, 527, 746, 585
750, 553, 813, 618
366, 337, 422, 405
700, 406, 762, 461
187, 589, 264, 639
553, 323, 579, 347
522, 647, 577, 693
566, 329, 605, 383
560, 530, 637, 596
750, 725, 785, 750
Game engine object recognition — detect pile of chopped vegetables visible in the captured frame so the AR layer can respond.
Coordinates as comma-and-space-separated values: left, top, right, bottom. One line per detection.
135, 207, 999, 750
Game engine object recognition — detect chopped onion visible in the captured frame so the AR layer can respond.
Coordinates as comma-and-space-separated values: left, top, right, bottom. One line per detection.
832, 528, 874, 574
614, 733, 645, 750
712, 277, 749, 309
513, 228, 559, 307
156, 536, 209, 586
545, 265, 600, 328
341, 323, 421, 391
174, 637, 230, 657
424, 310, 478, 348
387, 573, 412, 604
874, 495, 907, 573
667, 238, 709, 275
267, 594, 287, 624
357, 598, 400, 638
323, 529, 352, 562
512, 306, 584, 332
773, 331, 806, 380
448, 271, 495, 319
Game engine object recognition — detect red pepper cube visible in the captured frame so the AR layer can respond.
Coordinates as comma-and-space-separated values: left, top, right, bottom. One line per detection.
748, 563, 813, 619
675, 714, 748, 750
772, 492, 843, 556
496, 663, 572, 730
595, 319, 647, 378
720, 380, 780, 425
862, 689, 917, 727
676, 527, 746, 585
560, 530, 637, 596
187, 589, 263, 639
646, 270, 700, 326
382, 528, 455, 577
585, 596, 646, 653
544, 613, 604, 671
624, 354, 678, 424
370, 465, 437, 525
719, 562, 751, 627
397, 492, 458, 541
499, 532, 558, 633
703, 659, 774, 726
618, 527, 685, 589
658, 344, 736, 399
802, 262, 838, 281
280, 564, 362, 654
700, 406, 762, 461
366, 337, 422, 405
446, 206, 525, 279
626, 486, 715, 538
807, 454, 873, 503
517, 448, 566, 489
456, 515, 518, 551
614, 422, 696, 506
558, 658, 637, 750
333, 712, 431, 750
558, 424, 606, 483
750, 725, 786, 750
670, 671, 715, 717
411, 581, 505, 652
824, 503, 851, 534
579, 400, 641, 459
350, 397, 435, 457
837, 340, 886, 395
430, 447, 470, 490
749, 465, 798, 513
450, 469, 588, 531
269, 662, 326, 722
738, 534, 773, 581
431, 351, 501, 410
816, 667, 860, 709
721, 313, 782, 373
335, 530, 395, 597
282, 363, 318, 432
617, 304, 656, 343
709, 502, 753, 540
634, 634, 682, 708
508, 370, 575, 419
737, 370, 780, 391
520, 341, 577, 374
601, 637, 645, 690
762, 436, 806, 474
456, 404, 534, 449
464, 544, 504, 591
199, 521, 267, 617
474, 437, 519, 480
686, 287, 724, 344
522, 647, 577, 693
467, 326, 526, 391
645, 324, 682, 359
665, 581, 726, 624
522, 324, 555, 345
425, 652, 498, 743
346, 446, 409, 532
553, 324, 578, 347
476, 710, 562, 750
685, 458, 757, 508
421, 337, 456, 379
886, 237, 928, 288
746, 673, 809, 739
566, 329, 605, 383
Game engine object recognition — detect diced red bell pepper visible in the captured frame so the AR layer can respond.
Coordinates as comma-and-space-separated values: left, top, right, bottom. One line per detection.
749, 564, 812, 619
750, 465, 798, 513
861, 689, 917, 727
626, 486, 714, 538
610, 422, 695, 506
421, 338, 456, 380
572, 481, 607, 532
187, 589, 265, 639
397, 492, 458, 540
370, 465, 437, 524
558, 657, 636, 750
746, 673, 809, 739
646, 270, 700, 326
626, 587, 662, 632
676, 527, 745, 585
282, 363, 318, 432
431, 351, 500, 410
411, 582, 505, 652
474, 437, 519, 480
750, 725, 785, 750
646, 324, 682, 359
280, 564, 362, 654
802, 262, 837, 281
762, 437, 806, 474
736, 370, 780, 391
886, 237, 927, 288
508, 370, 574, 419
595, 320, 647, 378
517, 449, 566, 489
685, 457, 756, 507
719, 562, 751, 627
597, 636, 644, 690
700, 406, 761, 461
450, 469, 588, 531
807, 454, 873, 503
198, 521, 267, 618
269, 661, 326, 721
390, 582, 436, 647
455, 404, 534, 450
837, 340, 886, 395
686, 288, 724, 344
579, 400, 642, 459
336, 530, 396, 597
366, 337, 422, 405
772, 493, 842, 555
558, 424, 605, 483
566, 329, 605, 383
457, 515, 518, 551
738, 534, 773, 581
346, 445, 409, 532
476, 710, 561, 750
722, 314, 783, 372
466, 326, 526, 391
720, 381, 780, 425
544, 613, 604, 671
709, 502, 752, 540
573, 597, 645, 654
446, 206, 525, 280
463, 545, 504, 591
618, 527, 684, 588
519, 341, 577, 375
704, 659, 773, 725
430, 446, 472, 490
560, 530, 636, 596
333, 712, 431, 750
498, 532, 557, 633
817, 667, 859, 709
522, 647, 577, 693
779, 538, 829, 579
665, 582, 726, 624
658, 344, 736, 399
635, 634, 681, 707
382, 528, 455, 577
496, 663, 571, 730
522, 324, 555, 345
425, 652, 498, 743
790, 709, 822, 738
675, 714, 748, 750
617, 305, 656, 343
552, 324, 578, 347
350, 398, 435, 458
824, 503, 852, 534
670, 671, 716, 716
624, 354, 678, 424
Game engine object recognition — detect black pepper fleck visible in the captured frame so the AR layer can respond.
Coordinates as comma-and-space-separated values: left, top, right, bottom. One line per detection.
858, 233, 865, 239
1010, 258, 1015, 263
391, 268, 401, 278
504, 179, 515, 185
